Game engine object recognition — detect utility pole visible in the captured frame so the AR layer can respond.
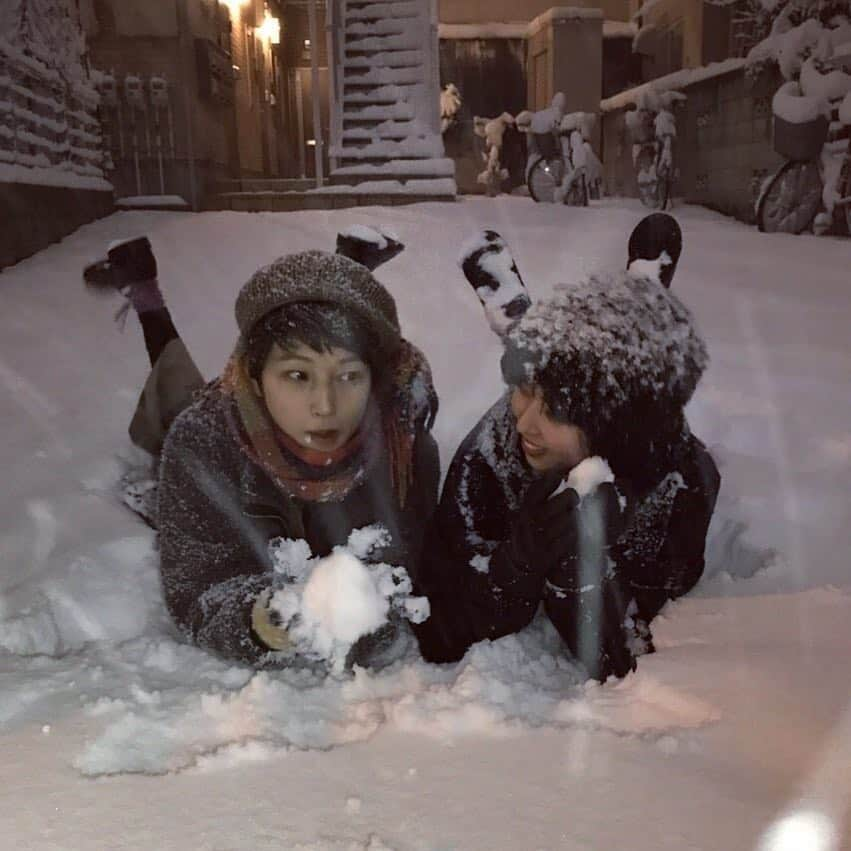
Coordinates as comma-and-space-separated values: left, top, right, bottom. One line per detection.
175, 0, 199, 210
307, 0, 324, 187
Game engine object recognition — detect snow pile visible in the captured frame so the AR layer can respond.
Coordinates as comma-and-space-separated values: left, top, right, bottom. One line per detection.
70, 612, 719, 776
268, 526, 428, 673
1, 200, 850, 845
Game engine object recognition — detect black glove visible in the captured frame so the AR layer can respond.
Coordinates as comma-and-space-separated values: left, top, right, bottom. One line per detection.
542, 481, 635, 681
83, 236, 157, 290
488, 473, 580, 600
546, 481, 626, 590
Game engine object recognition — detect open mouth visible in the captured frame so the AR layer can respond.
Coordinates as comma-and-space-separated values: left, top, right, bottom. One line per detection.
305, 429, 340, 446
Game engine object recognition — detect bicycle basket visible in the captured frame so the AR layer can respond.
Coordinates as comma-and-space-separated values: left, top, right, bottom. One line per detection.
533, 132, 559, 161
773, 114, 829, 162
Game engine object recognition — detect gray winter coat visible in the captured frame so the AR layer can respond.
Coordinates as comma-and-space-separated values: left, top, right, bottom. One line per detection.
157, 385, 440, 666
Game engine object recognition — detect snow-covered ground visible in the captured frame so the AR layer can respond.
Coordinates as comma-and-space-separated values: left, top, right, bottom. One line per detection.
1, 197, 850, 850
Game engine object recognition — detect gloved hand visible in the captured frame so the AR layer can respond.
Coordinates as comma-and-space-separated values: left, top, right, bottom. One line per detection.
250, 589, 292, 652
83, 236, 158, 290
546, 481, 626, 590
541, 481, 635, 681
488, 472, 581, 600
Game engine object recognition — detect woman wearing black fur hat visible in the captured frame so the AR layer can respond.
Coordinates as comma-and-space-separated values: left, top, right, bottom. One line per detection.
413, 235, 719, 682
84, 233, 439, 671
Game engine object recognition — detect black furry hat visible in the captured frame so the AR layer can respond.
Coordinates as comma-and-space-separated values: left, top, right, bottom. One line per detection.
501, 270, 707, 480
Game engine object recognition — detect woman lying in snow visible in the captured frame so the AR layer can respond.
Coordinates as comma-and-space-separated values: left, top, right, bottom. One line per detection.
84, 234, 439, 670
412, 219, 720, 681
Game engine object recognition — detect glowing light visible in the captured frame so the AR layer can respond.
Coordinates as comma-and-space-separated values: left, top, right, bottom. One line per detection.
222, 0, 249, 15
258, 11, 281, 44
756, 810, 838, 851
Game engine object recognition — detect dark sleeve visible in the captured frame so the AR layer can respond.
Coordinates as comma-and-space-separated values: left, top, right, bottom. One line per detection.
157, 408, 277, 665
398, 431, 441, 576
619, 438, 721, 621
411, 436, 537, 663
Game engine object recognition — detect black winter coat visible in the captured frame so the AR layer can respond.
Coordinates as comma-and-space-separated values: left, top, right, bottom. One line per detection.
157, 386, 440, 666
412, 393, 720, 664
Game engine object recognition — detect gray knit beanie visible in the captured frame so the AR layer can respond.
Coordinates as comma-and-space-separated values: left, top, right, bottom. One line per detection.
234, 250, 401, 356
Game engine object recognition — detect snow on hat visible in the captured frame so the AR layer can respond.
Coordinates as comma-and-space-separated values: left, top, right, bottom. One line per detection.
234, 249, 401, 359
501, 270, 707, 447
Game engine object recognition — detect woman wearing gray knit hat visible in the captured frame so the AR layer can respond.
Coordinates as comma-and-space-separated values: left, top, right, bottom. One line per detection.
84, 230, 439, 670
411, 230, 719, 682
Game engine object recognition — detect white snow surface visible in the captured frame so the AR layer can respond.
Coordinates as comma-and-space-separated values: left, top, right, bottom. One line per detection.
0, 198, 851, 849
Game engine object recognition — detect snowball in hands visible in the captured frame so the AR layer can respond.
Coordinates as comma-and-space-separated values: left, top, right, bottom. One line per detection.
265, 526, 429, 671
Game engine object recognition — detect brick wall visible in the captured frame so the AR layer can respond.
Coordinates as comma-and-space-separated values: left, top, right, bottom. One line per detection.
601, 64, 784, 223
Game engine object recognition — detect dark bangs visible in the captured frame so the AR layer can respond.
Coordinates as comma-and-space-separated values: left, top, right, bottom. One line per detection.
246, 301, 379, 380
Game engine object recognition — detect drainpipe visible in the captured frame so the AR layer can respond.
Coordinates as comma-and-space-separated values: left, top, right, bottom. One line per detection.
308, 0, 324, 187
175, 0, 199, 210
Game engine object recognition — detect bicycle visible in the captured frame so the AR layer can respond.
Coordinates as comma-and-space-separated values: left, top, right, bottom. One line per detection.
757, 50, 851, 235
525, 112, 596, 205
627, 91, 684, 210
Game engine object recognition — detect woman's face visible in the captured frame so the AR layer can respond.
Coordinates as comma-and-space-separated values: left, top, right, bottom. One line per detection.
253, 342, 372, 452
510, 384, 590, 473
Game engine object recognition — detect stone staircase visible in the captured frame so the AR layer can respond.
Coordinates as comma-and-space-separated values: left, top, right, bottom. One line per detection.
327, 0, 456, 200
206, 0, 454, 211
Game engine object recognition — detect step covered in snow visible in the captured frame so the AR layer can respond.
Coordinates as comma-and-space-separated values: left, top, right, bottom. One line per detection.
345, 33, 420, 52
332, 157, 455, 177
330, 136, 444, 160
346, 1, 418, 22
345, 19, 406, 37
344, 50, 423, 69
344, 66, 422, 86
310, 177, 457, 196
343, 103, 416, 121
342, 119, 425, 140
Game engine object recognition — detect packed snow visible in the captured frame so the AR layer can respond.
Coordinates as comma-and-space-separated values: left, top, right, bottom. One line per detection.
0, 197, 850, 849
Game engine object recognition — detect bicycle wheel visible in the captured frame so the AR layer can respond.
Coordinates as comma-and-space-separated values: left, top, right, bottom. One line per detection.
757, 160, 822, 234
839, 151, 851, 237
657, 174, 671, 210
564, 172, 588, 206
527, 156, 565, 203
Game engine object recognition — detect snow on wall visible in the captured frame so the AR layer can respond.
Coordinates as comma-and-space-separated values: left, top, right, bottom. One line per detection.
0, 0, 107, 189
601, 58, 747, 112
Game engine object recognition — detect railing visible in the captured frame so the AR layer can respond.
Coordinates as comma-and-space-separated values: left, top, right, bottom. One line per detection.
326, 0, 345, 174
0, 37, 106, 186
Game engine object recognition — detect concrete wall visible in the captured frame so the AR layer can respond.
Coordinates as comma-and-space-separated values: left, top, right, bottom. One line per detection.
440, 0, 629, 24
600, 65, 784, 223
0, 184, 114, 270
527, 13, 602, 112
